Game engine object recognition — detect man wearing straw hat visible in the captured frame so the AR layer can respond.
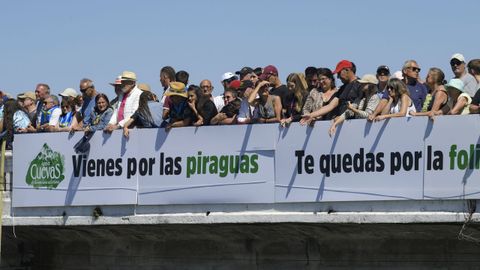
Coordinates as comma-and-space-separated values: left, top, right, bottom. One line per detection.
105, 71, 142, 132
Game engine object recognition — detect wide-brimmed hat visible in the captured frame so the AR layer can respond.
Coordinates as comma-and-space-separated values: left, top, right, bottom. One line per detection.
358, 74, 378, 85
120, 71, 137, 81
59, 88, 78, 98
18, 91, 36, 100
109, 75, 122, 86
164, 82, 187, 98
138, 83, 151, 92
445, 78, 465, 93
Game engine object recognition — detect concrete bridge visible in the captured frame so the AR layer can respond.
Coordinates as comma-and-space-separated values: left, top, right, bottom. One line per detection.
3, 117, 480, 269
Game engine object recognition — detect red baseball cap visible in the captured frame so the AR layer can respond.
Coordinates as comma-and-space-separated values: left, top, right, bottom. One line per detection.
259, 65, 278, 80
228, 80, 241, 90
333, 60, 353, 74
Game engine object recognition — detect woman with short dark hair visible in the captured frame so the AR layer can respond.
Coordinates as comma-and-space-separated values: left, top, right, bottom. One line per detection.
300, 68, 339, 125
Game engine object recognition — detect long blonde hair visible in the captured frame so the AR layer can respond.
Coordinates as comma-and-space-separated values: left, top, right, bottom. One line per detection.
288, 73, 309, 112
387, 78, 410, 102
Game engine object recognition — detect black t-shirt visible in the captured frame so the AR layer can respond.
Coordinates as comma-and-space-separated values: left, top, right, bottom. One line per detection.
337, 79, 363, 117
471, 88, 480, 106
323, 91, 341, 121
184, 100, 218, 125
270, 84, 289, 110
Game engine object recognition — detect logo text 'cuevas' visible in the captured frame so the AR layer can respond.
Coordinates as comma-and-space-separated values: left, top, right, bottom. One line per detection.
26, 143, 65, 189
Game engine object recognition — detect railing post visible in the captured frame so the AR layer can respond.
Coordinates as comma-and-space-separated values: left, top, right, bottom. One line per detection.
0, 139, 6, 262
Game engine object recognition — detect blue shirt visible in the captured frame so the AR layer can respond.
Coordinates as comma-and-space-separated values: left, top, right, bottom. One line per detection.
81, 95, 97, 126
407, 81, 428, 112
14, 110, 31, 130
89, 107, 113, 131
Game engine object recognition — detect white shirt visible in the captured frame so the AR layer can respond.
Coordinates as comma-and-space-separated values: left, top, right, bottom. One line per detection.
48, 107, 62, 126
213, 95, 225, 112
237, 99, 257, 123
109, 86, 142, 127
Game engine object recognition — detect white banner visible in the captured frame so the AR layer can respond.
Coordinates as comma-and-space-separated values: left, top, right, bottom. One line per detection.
136, 125, 276, 205
13, 131, 138, 207
423, 115, 480, 199
12, 116, 480, 207
275, 119, 427, 202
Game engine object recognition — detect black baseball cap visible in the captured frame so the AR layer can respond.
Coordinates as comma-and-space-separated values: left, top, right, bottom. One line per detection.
235, 67, 254, 79
376, 65, 390, 76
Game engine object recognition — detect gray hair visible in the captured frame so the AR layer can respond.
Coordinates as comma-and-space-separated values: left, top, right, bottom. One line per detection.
80, 78, 94, 88
402, 60, 418, 72
49, 95, 60, 105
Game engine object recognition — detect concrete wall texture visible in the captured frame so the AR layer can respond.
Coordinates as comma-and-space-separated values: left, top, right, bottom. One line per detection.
3, 223, 480, 270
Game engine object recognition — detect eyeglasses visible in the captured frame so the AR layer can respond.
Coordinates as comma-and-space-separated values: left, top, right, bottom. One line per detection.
200, 85, 212, 89
80, 86, 90, 92
450, 59, 463, 67
408, 67, 421, 73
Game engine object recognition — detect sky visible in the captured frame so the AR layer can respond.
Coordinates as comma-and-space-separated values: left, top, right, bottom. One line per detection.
0, 0, 478, 97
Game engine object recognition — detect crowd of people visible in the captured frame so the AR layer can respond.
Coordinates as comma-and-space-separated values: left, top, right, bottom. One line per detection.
2, 53, 480, 149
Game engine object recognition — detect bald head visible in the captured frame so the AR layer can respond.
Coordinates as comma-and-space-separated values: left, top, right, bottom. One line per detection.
200, 79, 214, 96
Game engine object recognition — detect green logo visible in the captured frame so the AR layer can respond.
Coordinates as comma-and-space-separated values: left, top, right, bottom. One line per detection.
26, 143, 65, 189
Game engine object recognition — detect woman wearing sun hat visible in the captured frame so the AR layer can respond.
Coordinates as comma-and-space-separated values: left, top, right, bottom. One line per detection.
162, 81, 189, 131
446, 78, 471, 115
329, 74, 380, 136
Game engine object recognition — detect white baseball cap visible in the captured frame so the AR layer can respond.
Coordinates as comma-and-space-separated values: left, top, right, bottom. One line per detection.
221, 72, 235, 81
451, 53, 465, 62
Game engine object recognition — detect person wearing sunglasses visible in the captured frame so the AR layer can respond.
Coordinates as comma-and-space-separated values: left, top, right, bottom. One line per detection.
450, 53, 477, 98
210, 88, 241, 125
374, 78, 416, 121
468, 59, 480, 114
401, 60, 428, 112
37, 95, 61, 132
70, 78, 98, 131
